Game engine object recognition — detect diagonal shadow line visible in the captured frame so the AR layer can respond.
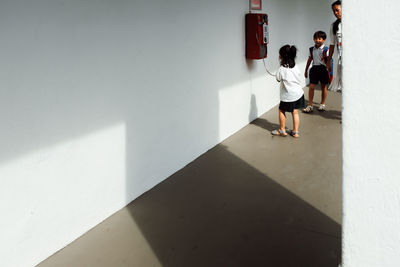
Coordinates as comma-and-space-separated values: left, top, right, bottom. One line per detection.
127, 144, 341, 267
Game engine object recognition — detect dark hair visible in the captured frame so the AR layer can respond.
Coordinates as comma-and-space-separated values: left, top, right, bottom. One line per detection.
333, 19, 341, 35
313, 31, 327, 40
331, 0, 341, 8
279, 45, 297, 68
332, 1, 341, 35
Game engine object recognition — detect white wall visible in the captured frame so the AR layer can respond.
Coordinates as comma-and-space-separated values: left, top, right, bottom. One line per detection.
343, 1, 400, 266
0, 1, 332, 266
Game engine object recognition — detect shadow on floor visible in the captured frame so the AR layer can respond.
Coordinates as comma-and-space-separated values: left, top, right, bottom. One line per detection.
250, 117, 280, 132
250, 106, 341, 134
306, 109, 342, 121
128, 144, 341, 267
304, 101, 342, 121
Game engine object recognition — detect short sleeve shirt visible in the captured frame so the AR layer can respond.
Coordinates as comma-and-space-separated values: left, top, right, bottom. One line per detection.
310, 44, 328, 66
276, 65, 304, 102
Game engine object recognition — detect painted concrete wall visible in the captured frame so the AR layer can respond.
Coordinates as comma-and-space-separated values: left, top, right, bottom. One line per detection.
0, 0, 332, 266
343, 1, 400, 266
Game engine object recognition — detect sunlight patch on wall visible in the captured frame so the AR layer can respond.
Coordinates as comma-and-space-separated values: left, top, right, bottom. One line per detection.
0, 122, 127, 267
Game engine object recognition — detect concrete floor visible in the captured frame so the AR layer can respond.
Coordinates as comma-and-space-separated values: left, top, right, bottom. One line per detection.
38, 89, 342, 267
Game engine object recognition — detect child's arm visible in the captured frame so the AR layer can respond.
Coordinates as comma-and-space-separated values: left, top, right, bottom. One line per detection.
276, 67, 282, 82
304, 57, 312, 78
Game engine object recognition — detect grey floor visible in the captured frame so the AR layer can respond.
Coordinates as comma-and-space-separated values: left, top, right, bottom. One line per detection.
38, 88, 342, 267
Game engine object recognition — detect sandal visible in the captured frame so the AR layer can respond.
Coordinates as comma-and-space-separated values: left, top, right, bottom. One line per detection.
290, 130, 300, 138
318, 104, 326, 111
271, 129, 287, 137
302, 105, 313, 113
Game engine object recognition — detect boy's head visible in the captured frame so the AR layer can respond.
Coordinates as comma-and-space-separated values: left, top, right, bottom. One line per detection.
313, 31, 327, 47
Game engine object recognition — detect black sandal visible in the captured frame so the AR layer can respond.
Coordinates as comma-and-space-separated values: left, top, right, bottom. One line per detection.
290, 130, 300, 138
271, 129, 287, 137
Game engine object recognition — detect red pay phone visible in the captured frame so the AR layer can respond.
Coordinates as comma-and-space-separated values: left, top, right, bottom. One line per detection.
245, 13, 269, 59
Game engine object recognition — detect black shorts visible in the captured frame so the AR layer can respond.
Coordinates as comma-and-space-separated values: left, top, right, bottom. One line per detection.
309, 65, 329, 84
279, 95, 305, 112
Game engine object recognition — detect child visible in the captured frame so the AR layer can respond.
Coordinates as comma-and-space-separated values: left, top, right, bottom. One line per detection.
303, 31, 330, 113
271, 45, 305, 138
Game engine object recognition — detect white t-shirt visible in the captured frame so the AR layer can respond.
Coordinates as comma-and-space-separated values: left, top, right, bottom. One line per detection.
276, 65, 304, 102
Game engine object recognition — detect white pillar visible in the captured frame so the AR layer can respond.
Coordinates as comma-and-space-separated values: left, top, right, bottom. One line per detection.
343, 1, 400, 266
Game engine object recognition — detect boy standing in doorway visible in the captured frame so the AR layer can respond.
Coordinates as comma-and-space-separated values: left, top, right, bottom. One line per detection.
303, 31, 330, 113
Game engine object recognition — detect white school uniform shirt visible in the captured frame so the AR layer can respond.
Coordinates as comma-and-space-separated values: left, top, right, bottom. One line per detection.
310, 44, 328, 66
276, 65, 304, 102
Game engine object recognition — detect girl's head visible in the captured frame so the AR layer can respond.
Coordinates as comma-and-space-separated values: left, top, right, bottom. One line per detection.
331, 1, 342, 19
279, 45, 297, 68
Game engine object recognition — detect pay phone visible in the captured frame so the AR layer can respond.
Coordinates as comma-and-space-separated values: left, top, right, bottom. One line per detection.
245, 13, 269, 59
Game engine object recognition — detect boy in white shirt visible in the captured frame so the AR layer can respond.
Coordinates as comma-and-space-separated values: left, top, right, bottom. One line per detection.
303, 31, 330, 113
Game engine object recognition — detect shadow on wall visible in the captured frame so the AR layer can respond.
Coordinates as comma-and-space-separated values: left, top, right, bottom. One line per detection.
126, 144, 341, 267
246, 58, 257, 71
249, 94, 259, 122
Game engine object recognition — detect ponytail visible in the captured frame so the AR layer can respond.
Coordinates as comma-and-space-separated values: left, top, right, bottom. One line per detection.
289, 45, 297, 59
279, 45, 297, 68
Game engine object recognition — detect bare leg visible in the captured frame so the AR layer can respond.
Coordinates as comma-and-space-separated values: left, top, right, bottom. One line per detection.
292, 109, 300, 132
279, 109, 286, 131
308, 83, 316, 106
321, 83, 328, 104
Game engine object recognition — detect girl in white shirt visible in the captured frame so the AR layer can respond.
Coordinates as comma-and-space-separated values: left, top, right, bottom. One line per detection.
272, 45, 305, 138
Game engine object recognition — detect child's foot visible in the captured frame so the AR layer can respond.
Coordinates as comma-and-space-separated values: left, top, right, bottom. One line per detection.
271, 129, 287, 137
302, 105, 313, 113
318, 104, 326, 111
290, 130, 300, 138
